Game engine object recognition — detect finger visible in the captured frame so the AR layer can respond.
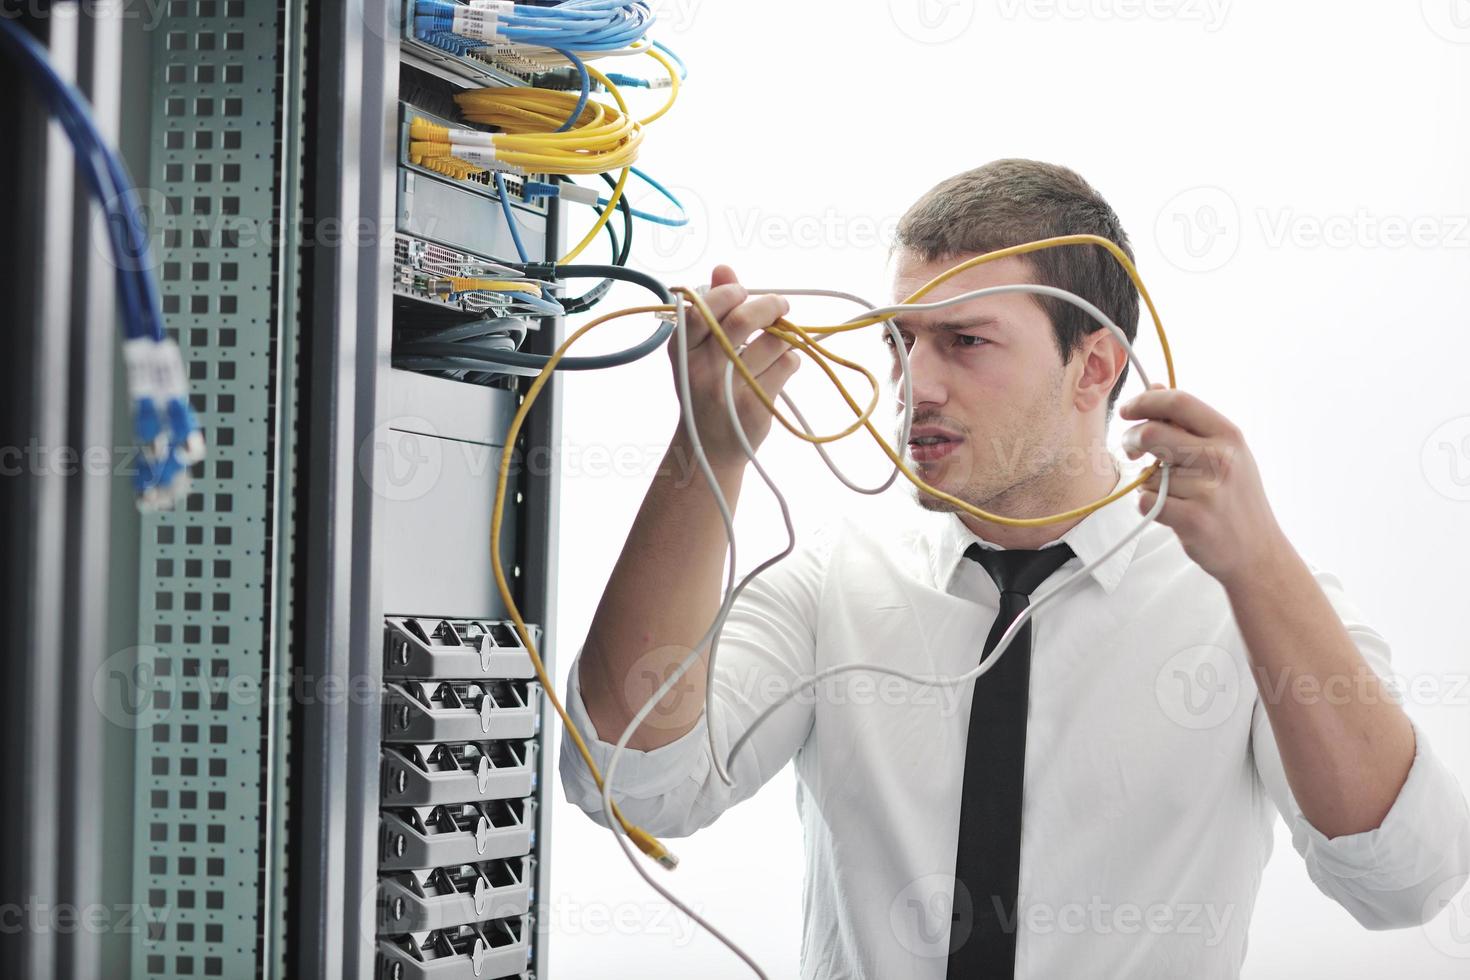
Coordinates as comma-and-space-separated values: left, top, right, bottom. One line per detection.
710, 264, 740, 289
1139, 444, 1234, 488
1140, 465, 1207, 500
1123, 419, 1217, 467
684, 281, 748, 348
755, 349, 802, 395
737, 327, 798, 377
1138, 486, 1200, 528
1138, 486, 1184, 523
1119, 386, 1236, 440
722, 295, 792, 348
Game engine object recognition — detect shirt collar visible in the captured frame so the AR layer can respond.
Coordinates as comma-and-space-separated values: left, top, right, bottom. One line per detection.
932, 459, 1145, 597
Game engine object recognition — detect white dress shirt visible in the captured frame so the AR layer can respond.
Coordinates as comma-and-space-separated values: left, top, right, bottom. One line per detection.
560, 463, 1470, 979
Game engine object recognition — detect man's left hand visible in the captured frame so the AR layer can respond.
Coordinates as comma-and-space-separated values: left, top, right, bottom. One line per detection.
1118, 383, 1287, 586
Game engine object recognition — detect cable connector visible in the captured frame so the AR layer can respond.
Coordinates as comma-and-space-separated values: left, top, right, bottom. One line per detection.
521, 261, 559, 282
124, 338, 206, 509
521, 179, 560, 201
605, 72, 673, 90
627, 825, 679, 871
414, 0, 512, 42
556, 182, 600, 207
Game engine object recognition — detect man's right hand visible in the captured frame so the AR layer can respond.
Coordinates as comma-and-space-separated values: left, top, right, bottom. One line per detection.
669, 264, 802, 470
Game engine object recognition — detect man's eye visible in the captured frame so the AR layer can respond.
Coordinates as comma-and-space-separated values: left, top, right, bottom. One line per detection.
882, 332, 914, 349
955, 334, 988, 347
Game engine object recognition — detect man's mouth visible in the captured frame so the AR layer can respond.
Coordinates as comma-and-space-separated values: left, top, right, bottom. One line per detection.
907, 428, 962, 464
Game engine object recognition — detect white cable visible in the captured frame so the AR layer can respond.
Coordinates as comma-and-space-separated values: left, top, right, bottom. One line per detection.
848, 282, 1153, 390
747, 288, 914, 496
594, 277, 1170, 980
700, 289, 911, 787
596, 297, 778, 980
714, 282, 1162, 772
723, 464, 1169, 773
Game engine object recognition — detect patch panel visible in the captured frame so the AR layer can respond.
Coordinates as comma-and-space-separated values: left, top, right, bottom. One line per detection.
375, 615, 546, 976
399, 0, 585, 91
393, 235, 549, 317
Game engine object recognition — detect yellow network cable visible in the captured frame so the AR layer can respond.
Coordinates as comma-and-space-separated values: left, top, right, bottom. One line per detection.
697, 284, 1160, 527
437, 277, 543, 296
636, 45, 681, 126
555, 48, 680, 264
673, 287, 883, 445
416, 48, 681, 264
680, 235, 1175, 527
491, 303, 682, 871
484, 236, 1175, 872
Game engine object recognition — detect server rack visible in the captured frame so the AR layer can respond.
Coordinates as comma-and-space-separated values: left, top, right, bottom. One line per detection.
1, 2, 565, 977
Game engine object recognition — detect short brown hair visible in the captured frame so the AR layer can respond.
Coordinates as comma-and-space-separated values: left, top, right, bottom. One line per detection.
893, 159, 1139, 413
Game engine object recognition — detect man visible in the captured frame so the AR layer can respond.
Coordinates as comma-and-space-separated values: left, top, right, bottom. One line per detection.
559, 159, 1470, 978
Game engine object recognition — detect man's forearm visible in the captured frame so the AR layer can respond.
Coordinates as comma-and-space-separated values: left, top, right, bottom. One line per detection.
1222, 533, 1415, 839
577, 429, 746, 751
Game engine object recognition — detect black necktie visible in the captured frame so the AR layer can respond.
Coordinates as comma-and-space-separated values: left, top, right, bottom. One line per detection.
946, 540, 1076, 979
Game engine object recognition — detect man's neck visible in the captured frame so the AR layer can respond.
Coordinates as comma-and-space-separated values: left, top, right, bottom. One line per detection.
956, 452, 1122, 551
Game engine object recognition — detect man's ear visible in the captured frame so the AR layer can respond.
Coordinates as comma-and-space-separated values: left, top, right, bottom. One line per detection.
1073, 329, 1129, 414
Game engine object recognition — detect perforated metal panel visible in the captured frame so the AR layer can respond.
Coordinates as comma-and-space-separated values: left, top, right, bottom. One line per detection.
130, 2, 292, 978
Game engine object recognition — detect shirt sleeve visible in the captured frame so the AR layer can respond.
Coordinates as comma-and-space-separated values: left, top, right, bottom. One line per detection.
557, 523, 831, 839
1250, 564, 1470, 928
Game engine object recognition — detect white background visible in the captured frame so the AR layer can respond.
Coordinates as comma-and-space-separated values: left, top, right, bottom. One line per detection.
544, 1, 1470, 976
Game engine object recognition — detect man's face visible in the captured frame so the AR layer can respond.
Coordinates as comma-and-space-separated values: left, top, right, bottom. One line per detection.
887, 251, 1078, 514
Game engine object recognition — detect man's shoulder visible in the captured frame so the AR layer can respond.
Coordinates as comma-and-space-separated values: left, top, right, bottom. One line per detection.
800, 499, 950, 588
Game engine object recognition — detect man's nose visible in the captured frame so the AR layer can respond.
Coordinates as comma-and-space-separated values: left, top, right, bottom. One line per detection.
898, 336, 946, 410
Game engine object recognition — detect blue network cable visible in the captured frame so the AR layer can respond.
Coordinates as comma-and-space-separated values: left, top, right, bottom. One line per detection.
521, 166, 686, 227
606, 38, 686, 88
1, 17, 202, 505
594, 166, 687, 227
414, 0, 654, 52
0, 20, 154, 342
652, 39, 686, 79
492, 171, 532, 264
503, 290, 566, 317
552, 46, 590, 132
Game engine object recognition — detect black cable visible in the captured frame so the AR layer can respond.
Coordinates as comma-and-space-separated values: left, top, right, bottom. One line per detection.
401, 264, 674, 371
559, 171, 634, 315
604, 169, 634, 266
